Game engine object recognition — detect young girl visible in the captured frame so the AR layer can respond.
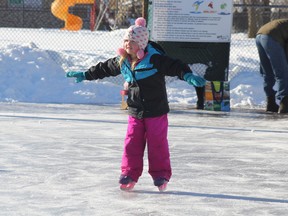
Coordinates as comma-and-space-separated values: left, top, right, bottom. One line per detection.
66, 17, 205, 191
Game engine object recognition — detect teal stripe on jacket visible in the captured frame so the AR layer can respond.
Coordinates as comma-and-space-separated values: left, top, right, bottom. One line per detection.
120, 44, 161, 82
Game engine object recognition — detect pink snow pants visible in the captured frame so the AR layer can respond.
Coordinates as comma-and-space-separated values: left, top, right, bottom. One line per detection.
121, 114, 172, 182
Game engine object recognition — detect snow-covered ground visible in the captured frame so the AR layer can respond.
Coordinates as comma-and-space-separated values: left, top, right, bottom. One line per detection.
0, 28, 265, 108
1, 28, 288, 215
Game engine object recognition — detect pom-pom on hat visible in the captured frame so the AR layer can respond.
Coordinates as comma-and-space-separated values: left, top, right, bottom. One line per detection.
117, 17, 149, 60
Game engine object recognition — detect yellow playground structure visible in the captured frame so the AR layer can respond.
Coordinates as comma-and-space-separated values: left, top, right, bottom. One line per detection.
51, 0, 94, 31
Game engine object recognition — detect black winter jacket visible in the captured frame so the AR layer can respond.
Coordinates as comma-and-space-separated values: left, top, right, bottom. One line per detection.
84, 43, 191, 119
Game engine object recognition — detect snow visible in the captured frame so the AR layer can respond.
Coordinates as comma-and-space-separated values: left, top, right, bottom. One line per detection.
0, 28, 265, 108
1, 28, 288, 215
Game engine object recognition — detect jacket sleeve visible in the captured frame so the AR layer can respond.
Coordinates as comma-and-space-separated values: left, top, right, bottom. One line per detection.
150, 54, 191, 80
84, 57, 121, 80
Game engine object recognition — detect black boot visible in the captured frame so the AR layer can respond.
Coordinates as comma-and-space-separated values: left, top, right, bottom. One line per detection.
278, 96, 288, 114
266, 96, 279, 112
195, 86, 205, 109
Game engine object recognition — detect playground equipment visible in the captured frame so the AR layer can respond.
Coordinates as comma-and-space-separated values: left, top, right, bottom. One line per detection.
51, 0, 94, 31
51, 0, 109, 31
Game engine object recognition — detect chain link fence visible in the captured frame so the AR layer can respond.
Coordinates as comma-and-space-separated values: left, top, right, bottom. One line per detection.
230, 2, 288, 80
1, 1, 288, 85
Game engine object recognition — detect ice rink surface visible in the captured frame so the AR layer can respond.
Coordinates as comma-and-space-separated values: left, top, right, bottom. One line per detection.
1, 103, 287, 216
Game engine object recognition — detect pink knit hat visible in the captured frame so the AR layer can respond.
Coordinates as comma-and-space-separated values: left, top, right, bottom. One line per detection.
117, 17, 149, 59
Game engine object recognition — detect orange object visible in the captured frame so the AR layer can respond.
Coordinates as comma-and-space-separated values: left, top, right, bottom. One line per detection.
120, 90, 128, 110
51, 0, 94, 31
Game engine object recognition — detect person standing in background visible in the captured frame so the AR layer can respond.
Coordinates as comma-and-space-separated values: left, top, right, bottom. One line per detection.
256, 19, 288, 114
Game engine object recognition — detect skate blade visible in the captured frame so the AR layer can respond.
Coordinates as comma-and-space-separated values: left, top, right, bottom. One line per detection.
120, 182, 136, 191
158, 182, 168, 192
